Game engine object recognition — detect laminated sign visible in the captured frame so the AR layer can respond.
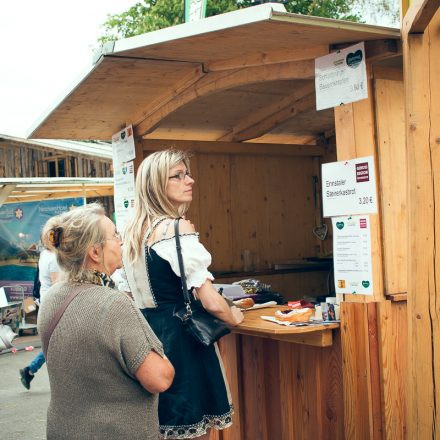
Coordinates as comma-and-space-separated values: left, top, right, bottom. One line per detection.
112, 126, 136, 232
321, 156, 377, 218
332, 215, 373, 295
315, 42, 368, 111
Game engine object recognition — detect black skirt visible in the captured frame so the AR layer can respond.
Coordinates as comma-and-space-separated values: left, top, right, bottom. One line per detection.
141, 305, 233, 439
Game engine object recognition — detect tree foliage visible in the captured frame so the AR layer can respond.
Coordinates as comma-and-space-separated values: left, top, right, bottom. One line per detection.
99, 0, 398, 43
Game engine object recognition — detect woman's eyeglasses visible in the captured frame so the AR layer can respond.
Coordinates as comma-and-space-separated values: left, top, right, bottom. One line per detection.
169, 171, 192, 181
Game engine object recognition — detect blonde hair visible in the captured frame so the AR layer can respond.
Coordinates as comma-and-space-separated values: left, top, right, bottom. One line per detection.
42, 203, 106, 282
124, 149, 191, 263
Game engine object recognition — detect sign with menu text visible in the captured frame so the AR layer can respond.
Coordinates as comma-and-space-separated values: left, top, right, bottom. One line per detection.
315, 42, 368, 111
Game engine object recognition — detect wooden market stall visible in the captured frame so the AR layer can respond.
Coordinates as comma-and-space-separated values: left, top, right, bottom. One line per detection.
27, 1, 440, 438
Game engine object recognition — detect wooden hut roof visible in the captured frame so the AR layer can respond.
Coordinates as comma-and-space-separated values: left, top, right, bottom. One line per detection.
0, 177, 114, 205
29, 3, 400, 143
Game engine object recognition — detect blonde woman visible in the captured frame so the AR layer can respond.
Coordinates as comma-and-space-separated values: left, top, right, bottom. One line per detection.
123, 149, 243, 440
38, 203, 174, 440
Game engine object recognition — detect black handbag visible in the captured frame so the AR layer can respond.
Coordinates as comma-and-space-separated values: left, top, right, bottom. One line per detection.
173, 219, 230, 346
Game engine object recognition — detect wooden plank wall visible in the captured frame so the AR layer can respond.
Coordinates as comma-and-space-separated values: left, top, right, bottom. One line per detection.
142, 146, 336, 299
187, 153, 318, 271
373, 73, 408, 439
404, 8, 440, 438
215, 332, 344, 440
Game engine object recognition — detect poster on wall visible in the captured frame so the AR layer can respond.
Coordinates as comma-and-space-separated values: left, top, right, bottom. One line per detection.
321, 156, 377, 218
0, 198, 83, 298
315, 42, 368, 111
332, 215, 373, 295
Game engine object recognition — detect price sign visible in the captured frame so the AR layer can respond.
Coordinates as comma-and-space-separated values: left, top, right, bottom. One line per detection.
322, 156, 378, 217
315, 42, 368, 111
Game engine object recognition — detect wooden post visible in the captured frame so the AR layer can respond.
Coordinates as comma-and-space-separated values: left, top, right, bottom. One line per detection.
403, 7, 440, 437
333, 65, 385, 303
401, 0, 410, 22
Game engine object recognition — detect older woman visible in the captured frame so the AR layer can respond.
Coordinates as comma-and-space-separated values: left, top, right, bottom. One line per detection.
38, 203, 174, 440
123, 149, 243, 439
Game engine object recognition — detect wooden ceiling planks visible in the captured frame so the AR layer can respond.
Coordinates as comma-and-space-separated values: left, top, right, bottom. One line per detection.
32, 57, 199, 140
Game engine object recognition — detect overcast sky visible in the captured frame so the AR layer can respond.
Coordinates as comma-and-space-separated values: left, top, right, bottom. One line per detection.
0, 1, 399, 140
0, 0, 139, 138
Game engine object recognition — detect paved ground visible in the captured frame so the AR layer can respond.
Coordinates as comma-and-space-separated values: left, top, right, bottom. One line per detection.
0, 335, 48, 440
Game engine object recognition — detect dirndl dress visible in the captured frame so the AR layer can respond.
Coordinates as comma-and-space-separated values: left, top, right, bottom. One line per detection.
140, 231, 233, 439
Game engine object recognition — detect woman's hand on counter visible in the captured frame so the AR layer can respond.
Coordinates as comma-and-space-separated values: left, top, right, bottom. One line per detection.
229, 305, 244, 326
196, 280, 244, 326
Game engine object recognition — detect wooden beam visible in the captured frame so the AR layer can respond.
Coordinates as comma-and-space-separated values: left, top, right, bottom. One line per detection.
372, 66, 404, 81
206, 45, 328, 72
141, 139, 325, 157
340, 302, 382, 439
131, 66, 205, 130
401, 0, 411, 21
331, 39, 401, 63
134, 60, 315, 137
41, 154, 67, 162
403, 0, 440, 33
334, 79, 385, 303
217, 83, 315, 142
385, 293, 408, 302
365, 39, 402, 63
403, 12, 440, 435
0, 185, 17, 207
6, 188, 114, 202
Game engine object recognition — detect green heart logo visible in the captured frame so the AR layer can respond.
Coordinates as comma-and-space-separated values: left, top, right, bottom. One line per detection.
123, 199, 129, 208
362, 280, 370, 288
336, 222, 344, 230
346, 49, 363, 68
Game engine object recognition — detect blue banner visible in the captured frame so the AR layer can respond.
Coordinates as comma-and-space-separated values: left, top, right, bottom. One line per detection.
0, 198, 83, 297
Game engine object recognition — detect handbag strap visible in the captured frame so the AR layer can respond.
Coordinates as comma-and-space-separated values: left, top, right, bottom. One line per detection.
42, 283, 92, 358
174, 219, 193, 314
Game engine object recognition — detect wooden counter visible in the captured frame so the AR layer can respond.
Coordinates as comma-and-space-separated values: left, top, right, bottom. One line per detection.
214, 306, 344, 440
233, 306, 339, 347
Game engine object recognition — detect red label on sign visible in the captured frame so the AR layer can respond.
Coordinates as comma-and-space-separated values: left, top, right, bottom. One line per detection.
356, 162, 369, 182
360, 218, 367, 228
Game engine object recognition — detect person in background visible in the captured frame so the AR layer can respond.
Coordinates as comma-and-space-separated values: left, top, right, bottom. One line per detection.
37, 203, 174, 440
19, 239, 60, 390
123, 149, 244, 440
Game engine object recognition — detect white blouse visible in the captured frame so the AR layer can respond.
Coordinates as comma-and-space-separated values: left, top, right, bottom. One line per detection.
121, 232, 214, 309
150, 233, 214, 289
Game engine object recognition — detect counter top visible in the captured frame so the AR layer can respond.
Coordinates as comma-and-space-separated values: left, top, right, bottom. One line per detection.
231, 306, 339, 347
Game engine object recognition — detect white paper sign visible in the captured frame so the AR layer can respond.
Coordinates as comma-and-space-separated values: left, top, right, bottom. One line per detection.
322, 156, 377, 218
111, 125, 136, 232
112, 125, 135, 167
113, 160, 135, 232
332, 215, 373, 295
315, 42, 368, 111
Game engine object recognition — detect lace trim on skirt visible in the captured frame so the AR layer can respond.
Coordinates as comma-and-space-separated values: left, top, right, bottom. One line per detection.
159, 405, 234, 439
